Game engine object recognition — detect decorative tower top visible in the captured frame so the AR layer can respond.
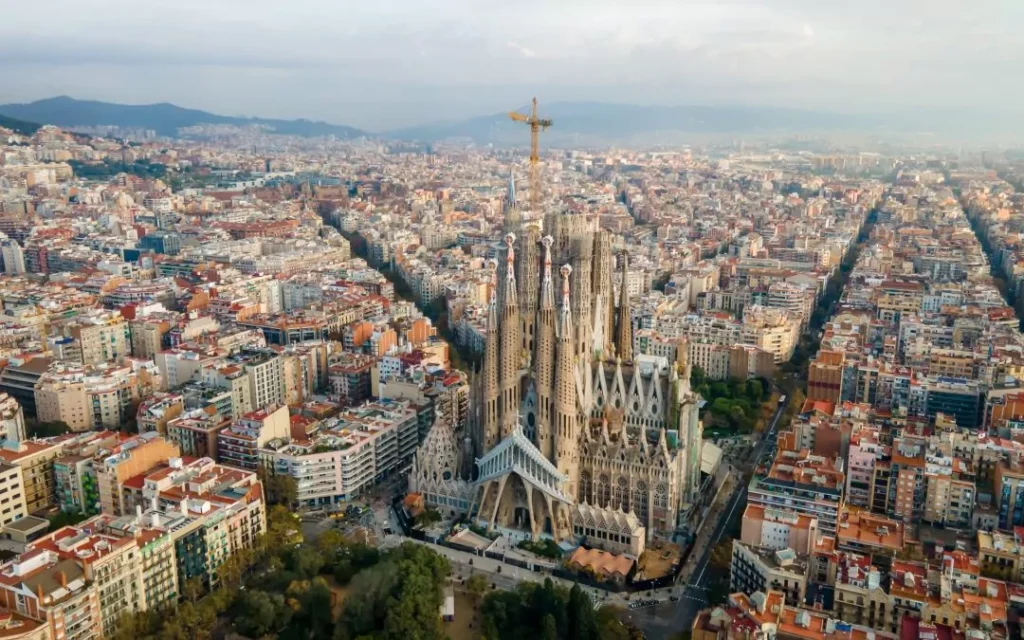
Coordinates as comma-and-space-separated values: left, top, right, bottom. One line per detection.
504, 233, 518, 308
559, 263, 573, 337
503, 171, 521, 233
560, 263, 572, 308
540, 235, 554, 309
487, 258, 499, 328
616, 251, 633, 362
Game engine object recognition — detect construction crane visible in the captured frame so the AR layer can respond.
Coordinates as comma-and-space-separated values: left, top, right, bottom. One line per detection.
509, 97, 553, 216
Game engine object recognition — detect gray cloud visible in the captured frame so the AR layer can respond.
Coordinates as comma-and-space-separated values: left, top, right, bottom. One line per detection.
1, 0, 1022, 129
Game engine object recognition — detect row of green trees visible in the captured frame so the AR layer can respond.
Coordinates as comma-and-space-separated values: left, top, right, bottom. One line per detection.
481, 578, 638, 640
69, 158, 168, 180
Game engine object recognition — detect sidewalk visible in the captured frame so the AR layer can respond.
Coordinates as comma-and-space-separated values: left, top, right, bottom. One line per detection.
678, 471, 739, 584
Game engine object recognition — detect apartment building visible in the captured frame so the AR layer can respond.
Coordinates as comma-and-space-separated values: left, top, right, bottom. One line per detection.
835, 508, 904, 574
0, 439, 68, 514
0, 457, 267, 639
261, 399, 419, 506
29, 528, 143, 638
740, 504, 819, 555
748, 449, 845, 536
808, 351, 845, 404
95, 433, 180, 516
328, 353, 374, 406
53, 456, 97, 516
0, 462, 27, 528
236, 350, 286, 411
60, 310, 131, 366
741, 305, 800, 363
34, 363, 152, 432
166, 410, 232, 460
0, 548, 103, 640
216, 404, 290, 471
199, 363, 253, 419
730, 542, 809, 607
137, 457, 266, 590
128, 315, 171, 360
978, 529, 1024, 585
996, 460, 1024, 530
135, 393, 184, 435
88, 513, 178, 611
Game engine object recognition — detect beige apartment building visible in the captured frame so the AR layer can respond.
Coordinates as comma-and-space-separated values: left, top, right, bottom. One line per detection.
35, 364, 147, 432
95, 434, 180, 516
63, 310, 132, 366
742, 305, 800, 363
129, 315, 171, 360
0, 439, 68, 514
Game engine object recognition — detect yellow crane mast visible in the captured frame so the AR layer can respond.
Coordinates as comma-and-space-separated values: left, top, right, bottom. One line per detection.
508, 97, 553, 216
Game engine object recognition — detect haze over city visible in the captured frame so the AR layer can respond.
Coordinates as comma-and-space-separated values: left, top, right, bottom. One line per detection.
3, 0, 1024, 130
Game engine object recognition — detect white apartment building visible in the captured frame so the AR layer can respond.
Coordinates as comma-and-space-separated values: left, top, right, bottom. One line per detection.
261, 399, 419, 507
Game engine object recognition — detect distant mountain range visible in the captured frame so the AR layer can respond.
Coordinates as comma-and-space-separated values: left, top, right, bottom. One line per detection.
0, 96, 366, 139
0, 96, 1015, 145
385, 102, 883, 144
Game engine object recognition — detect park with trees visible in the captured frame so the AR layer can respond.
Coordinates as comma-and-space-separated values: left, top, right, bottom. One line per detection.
110, 477, 452, 640
690, 366, 773, 436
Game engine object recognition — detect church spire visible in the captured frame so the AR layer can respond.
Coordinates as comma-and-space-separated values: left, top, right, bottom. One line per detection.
498, 234, 522, 439
533, 235, 557, 462
553, 263, 580, 498
503, 233, 518, 310
540, 235, 554, 310
482, 259, 500, 452
503, 170, 521, 234
616, 251, 633, 362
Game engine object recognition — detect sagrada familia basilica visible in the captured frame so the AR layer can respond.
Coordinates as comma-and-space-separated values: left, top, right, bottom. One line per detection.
410, 178, 705, 545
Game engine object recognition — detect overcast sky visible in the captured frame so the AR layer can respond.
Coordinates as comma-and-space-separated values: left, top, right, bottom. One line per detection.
2, 0, 1022, 130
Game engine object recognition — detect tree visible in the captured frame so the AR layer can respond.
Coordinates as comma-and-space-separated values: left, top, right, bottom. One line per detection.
596, 605, 632, 640
335, 543, 450, 640
110, 610, 162, 640
264, 505, 303, 558
414, 508, 443, 529
29, 420, 71, 438
541, 614, 558, 640
217, 547, 255, 590
286, 545, 326, 580
316, 528, 348, 557
283, 578, 334, 640
466, 573, 489, 604
183, 576, 205, 604
259, 467, 298, 507
235, 590, 293, 638
567, 584, 598, 640
47, 510, 89, 531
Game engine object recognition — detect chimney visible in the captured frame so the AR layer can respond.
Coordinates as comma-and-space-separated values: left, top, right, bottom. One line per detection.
151, 512, 160, 528
180, 500, 188, 517
135, 504, 143, 525
150, 495, 158, 511
58, 571, 67, 588
36, 583, 43, 600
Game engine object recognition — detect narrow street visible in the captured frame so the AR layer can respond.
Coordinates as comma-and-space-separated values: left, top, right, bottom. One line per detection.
625, 396, 789, 639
